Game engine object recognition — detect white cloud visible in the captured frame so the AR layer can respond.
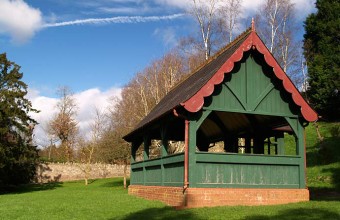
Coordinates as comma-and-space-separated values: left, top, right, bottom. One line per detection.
294, 0, 317, 20
27, 87, 121, 147
155, 0, 316, 22
0, 0, 43, 43
241, 0, 316, 21
154, 0, 191, 9
153, 27, 178, 47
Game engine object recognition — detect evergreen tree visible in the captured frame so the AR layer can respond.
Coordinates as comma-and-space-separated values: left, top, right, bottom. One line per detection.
0, 53, 39, 186
303, 0, 340, 120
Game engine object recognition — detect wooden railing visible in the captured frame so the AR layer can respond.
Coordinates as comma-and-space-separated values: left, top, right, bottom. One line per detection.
130, 152, 304, 189
130, 153, 184, 186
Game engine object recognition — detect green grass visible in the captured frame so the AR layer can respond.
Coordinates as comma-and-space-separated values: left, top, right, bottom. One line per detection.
0, 122, 339, 220
0, 178, 339, 220
284, 122, 340, 191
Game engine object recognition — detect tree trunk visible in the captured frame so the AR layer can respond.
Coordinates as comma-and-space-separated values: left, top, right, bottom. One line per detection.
123, 161, 127, 189
48, 145, 52, 160
313, 122, 324, 142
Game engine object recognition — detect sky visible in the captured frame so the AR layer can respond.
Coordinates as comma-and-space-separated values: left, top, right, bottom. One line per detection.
0, 0, 316, 147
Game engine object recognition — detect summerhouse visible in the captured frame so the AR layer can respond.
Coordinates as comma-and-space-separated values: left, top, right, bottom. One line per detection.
123, 24, 318, 208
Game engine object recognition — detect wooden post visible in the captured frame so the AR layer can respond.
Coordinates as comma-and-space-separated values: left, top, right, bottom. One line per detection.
189, 121, 197, 188
184, 120, 189, 190
131, 140, 142, 163
143, 136, 150, 185
245, 137, 251, 154
161, 125, 168, 157
143, 136, 150, 160
161, 125, 168, 186
254, 136, 264, 154
276, 133, 285, 155
297, 120, 306, 188
225, 136, 238, 153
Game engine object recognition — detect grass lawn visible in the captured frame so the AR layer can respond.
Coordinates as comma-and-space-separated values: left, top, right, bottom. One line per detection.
0, 178, 339, 220
0, 122, 339, 219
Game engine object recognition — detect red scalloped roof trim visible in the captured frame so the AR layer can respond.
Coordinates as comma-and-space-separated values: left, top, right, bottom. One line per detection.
181, 32, 318, 122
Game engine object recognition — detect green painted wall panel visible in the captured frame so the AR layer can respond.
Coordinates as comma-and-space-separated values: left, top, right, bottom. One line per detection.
195, 162, 299, 188
130, 153, 184, 186
207, 55, 295, 116
145, 165, 162, 185
227, 62, 247, 107
131, 168, 143, 185
196, 152, 301, 165
164, 162, 184, 186
246, 59, 270, 110
255, 88, 293, 116
210, 84, 245, 111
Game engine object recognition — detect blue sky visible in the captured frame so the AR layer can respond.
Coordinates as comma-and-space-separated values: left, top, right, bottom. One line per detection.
1, 0, 316, 96
2, 0, 191, 95
0, 0, 316, 146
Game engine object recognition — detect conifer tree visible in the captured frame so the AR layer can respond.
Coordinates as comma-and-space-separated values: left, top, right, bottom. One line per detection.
0, 53, 39, 186
303, 0, 340, 119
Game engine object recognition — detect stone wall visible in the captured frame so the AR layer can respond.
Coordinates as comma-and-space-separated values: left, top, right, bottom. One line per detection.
36, 163, 130, 183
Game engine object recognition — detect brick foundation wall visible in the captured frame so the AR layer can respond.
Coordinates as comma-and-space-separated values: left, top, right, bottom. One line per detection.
128, 185, 185, 207
128, 185, 309, 208
185, 188, 309, 207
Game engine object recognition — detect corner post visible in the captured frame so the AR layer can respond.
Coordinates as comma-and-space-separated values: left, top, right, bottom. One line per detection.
188, 120, 197, 188
297, 120, 306, 188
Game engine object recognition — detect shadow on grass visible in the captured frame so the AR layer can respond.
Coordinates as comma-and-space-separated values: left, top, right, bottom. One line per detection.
245, 208, 340, 220
115, 207, 201, 220
0, 181, 63, 195
88, 179, 97, 185
323, 166, 340, 191
100, 178, 130, 188
306, 135, 340, 200
306, 136, 340, 167
309, 187, 340, 201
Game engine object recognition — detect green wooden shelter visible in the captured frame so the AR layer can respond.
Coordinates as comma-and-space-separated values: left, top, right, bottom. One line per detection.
124, 25, 318, 207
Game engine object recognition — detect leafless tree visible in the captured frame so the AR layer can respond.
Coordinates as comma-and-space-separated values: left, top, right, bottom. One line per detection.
256, 0, 301, 83
218, 0, 242, 43
190, 0, 220, 60
48, 86, 78, 162
102, 97, 132, 189
78, 108, 106, 185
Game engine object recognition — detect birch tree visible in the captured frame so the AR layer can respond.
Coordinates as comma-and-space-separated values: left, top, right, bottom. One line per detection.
218, 0, 242, 43
256, 0, 300, 83
190, 0, 220, 60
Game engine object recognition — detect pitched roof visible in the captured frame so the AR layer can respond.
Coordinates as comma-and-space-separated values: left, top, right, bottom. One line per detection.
124, 28, 318, 141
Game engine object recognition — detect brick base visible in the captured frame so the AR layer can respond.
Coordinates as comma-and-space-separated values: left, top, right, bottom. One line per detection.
128, 185, 309, 208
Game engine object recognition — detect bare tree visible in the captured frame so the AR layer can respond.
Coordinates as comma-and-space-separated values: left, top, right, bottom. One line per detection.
78, 108, 107, 185
100, 97, 131, 189
218, 0, 242, 43
190, 0, 220, 60
48, 86, 78, 162
256, 0, 301, 83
